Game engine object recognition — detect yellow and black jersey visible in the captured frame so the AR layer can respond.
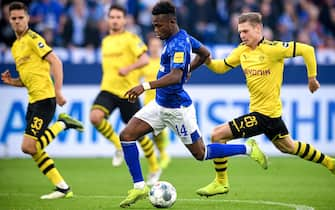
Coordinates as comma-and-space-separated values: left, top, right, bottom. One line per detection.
101, 31, 147, 99
207, 38, 317, 118
11, 29, 54, 103
140, 57, 160, 105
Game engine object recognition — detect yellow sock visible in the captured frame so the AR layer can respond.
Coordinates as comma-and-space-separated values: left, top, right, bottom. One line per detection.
96, 118, 122, 150
32, 150, 64, 185
293, 141, 334, 170
139, 136, 160, 173
154, 129, 169, 160
36, 122, 64, 151
213, 157, 229, 185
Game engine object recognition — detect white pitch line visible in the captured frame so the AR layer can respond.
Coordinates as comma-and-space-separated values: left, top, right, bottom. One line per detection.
0, 193, 314, 210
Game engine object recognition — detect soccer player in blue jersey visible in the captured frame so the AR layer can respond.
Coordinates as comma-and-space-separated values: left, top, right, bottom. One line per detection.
118, 1, 268, 207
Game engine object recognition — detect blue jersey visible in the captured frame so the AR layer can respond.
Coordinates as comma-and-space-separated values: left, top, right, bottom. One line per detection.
155, 30, 202, 108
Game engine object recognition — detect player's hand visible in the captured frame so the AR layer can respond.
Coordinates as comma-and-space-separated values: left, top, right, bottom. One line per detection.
205, 56, 212, 65
125, 85, 144, 103
1, 70, 12, 85
308, 77, 320, 93
55, 91, 67, 106
118, 67, 130, 76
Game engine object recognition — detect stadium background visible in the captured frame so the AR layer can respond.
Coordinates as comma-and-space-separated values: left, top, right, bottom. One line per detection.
0, 0, 334, 158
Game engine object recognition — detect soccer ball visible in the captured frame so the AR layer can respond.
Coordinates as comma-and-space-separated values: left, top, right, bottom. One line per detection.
149, 181, 177, 208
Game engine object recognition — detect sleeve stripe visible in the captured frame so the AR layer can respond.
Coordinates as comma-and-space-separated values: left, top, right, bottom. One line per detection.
293, 41, 296, 57
224, 59, 234, 68
42, 50, 52, 59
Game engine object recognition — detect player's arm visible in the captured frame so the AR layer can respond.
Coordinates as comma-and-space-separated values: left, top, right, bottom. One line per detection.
125, 68, 182, 103
45, 51, 66, 106
119, 52, 150, 76
189, 36, 210, 72
294, 42, 320, 93
1, 70, 24, 87
206, 47, 241, 74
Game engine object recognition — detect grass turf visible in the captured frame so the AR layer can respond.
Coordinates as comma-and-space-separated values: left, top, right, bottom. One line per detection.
0, 156, 334, 210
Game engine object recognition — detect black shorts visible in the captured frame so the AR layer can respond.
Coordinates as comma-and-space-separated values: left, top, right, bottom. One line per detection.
229, 112, 289, 141
25, 98, 56, 138
92, 91, 141, 123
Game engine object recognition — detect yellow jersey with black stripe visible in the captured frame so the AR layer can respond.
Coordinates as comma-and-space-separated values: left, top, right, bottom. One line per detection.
140, 57, 160, 105
11, 29, 54, 103
207, 39, 317, 118
101, 31, 147, 98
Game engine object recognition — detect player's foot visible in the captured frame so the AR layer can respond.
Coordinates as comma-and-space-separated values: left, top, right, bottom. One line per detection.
112, 149, 124, 167
196, 179, 229, 197
146, 169, 162, 186
119, 186, 149, 208
40, 187, 73, 199
58, 113, 84, 132
246, 138, 268, 169
159, 155, 171, 169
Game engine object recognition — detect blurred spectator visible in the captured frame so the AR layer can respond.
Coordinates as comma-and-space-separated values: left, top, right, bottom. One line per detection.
263, 26, 274, 40
277, 1, 298, 41
62, 0, 100, 49
319, 0, 335, 37
0, 2, 16, 49
126, 14, 143, 38
188, 0, 218, 43
29, 0, 65, 34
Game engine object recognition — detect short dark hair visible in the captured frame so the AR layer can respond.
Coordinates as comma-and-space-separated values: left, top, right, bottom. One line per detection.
108, 4, 126, 16
152, 1, 176, 16
9, 1, 28, 13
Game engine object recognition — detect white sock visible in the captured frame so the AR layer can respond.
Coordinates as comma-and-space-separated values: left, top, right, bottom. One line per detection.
58, 121, 66, 129
134, 181, 145, 189
56, 181, 69, 190
245, 144, 252, 155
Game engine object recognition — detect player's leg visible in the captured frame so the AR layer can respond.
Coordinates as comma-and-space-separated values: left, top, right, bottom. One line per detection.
119, 101, 165, 207
154, 128, 171, 169
90, 91, 123, 166
196, 112, 268, 196
138, 135, 162, 185
273, 136, 335, 174
22, 99, 83, 199
119, 117, 153, 208
120, 99, 161, 185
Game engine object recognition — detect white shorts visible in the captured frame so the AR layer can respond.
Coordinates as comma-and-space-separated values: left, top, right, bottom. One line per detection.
134, 100, 202, 144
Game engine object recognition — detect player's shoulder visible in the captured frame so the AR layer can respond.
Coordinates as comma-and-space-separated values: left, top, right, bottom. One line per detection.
124, 31, 141, 39
261, 39, 286, 48
26, 29, 42, 40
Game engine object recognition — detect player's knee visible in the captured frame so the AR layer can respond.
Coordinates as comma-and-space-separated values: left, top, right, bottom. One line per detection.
89, 112, 102, 126
192, 151, 205, 161
21, 144, 37, 155
119, 130, 133, 142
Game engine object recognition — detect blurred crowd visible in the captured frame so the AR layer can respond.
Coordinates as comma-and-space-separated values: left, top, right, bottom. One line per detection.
0, 0, 335, 50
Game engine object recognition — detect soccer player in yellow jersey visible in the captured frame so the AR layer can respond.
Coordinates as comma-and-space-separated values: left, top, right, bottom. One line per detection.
196, 12, 335, 197
140, 36, 171, 169
89, 4, 161, 183
1, 2, 84, 199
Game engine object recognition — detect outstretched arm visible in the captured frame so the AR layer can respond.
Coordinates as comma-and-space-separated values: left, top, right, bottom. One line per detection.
295, 43, 320, 93
1, 70, 24, 87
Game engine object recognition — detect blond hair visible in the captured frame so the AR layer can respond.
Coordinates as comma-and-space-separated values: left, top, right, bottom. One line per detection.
238, 12, 262, 26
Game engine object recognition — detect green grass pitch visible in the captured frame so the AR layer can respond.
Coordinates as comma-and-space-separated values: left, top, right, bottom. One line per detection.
0, 156, 334, 210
